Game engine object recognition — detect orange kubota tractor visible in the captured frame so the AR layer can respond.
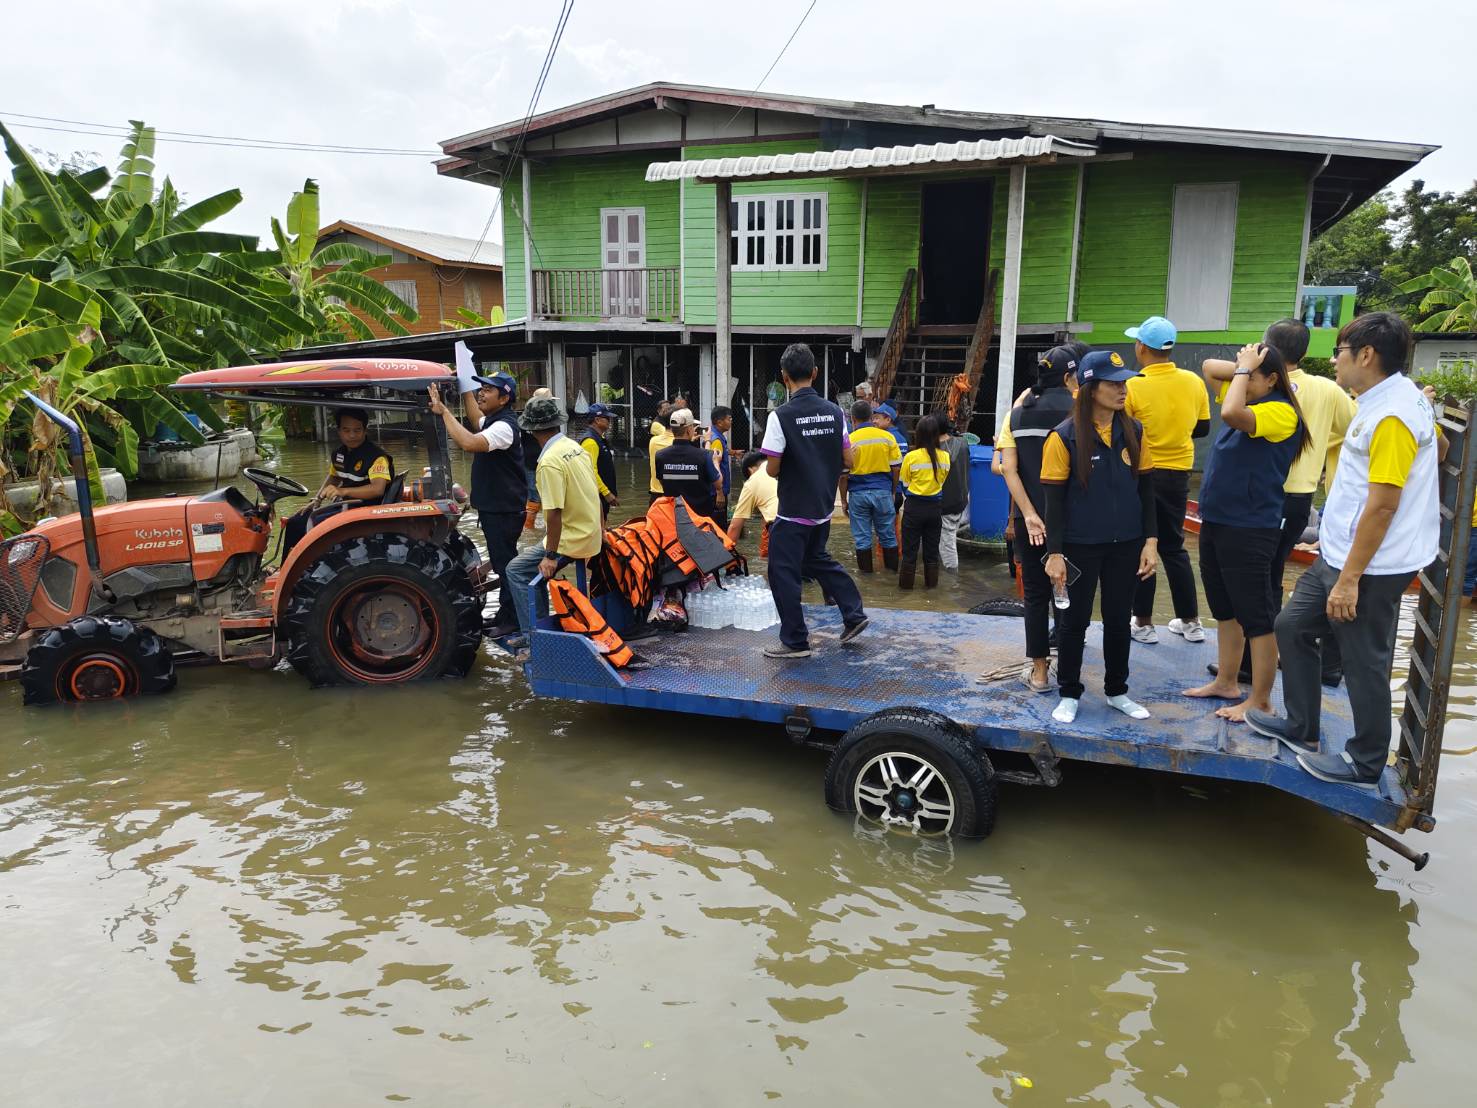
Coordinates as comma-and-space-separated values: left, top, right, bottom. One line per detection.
0, 359, 488, 705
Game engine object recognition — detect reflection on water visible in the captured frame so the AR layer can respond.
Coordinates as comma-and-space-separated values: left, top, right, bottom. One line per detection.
2, 435, 1474, 1104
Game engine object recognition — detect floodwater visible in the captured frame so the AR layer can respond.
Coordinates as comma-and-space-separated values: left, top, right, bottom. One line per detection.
3, 434, 1475, 1105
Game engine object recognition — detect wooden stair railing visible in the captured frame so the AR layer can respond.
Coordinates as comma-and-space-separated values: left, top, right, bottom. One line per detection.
932, 268, 999, 424
872, 268, 916, 403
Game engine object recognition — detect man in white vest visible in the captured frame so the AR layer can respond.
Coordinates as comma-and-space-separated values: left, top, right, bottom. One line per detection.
1247, 313, 1437, 786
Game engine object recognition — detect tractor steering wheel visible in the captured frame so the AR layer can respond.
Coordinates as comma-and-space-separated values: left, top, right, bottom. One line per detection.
243, 466, 311, 504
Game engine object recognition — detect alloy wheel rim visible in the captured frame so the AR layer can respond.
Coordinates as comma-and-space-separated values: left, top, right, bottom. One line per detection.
853, 750, 956, 835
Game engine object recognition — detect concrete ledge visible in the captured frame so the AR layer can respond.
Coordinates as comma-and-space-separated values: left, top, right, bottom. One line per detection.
5, 469, 128, 516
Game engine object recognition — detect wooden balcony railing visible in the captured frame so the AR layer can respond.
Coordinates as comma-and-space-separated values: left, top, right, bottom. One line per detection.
532, 267, 681, 323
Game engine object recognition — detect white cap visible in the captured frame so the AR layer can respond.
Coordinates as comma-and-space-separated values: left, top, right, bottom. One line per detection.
667, 408, 696, 428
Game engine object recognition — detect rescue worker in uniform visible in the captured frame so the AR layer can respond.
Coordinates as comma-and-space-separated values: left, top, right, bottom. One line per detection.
655, 409, 723, 526
579, 402, 620, 519
282, 407, 393, 556
839, 399, 901, 574
704, 405, 734, 525
1042, 350, 1160, 724
429, 372, 525, 638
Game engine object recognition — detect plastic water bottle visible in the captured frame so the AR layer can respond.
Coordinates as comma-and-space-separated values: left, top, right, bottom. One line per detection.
1054, 581, 1070, 610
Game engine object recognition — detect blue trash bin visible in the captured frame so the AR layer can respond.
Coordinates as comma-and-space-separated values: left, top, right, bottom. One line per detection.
968, 445, 1010, 539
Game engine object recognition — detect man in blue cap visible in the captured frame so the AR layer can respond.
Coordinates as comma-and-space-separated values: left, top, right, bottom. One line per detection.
429, 370, 526, 637
1122, 315, 1209, 646
873, 402, 909, 453
578, 402, 620, 519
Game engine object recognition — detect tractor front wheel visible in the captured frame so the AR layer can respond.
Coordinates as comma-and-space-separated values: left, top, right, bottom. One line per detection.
21, 616, 177, 706
283, 534, 482, 687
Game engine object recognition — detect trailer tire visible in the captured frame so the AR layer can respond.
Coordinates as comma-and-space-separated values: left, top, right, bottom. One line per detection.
824, 707, 996, 838
21, 615, 176, 705
968, 596, 1025, 618
283, 533, 483, 687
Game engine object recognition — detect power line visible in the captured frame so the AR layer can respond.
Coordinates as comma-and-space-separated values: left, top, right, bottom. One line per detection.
720, 0, 819, 135
4, 111, 437, 153
1, 115, 441, 157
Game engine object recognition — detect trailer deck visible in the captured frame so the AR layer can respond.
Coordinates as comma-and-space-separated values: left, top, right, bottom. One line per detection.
523, 604, 1413, 832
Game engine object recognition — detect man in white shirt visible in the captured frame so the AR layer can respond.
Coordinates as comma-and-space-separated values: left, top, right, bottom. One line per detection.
1246, 313, 1437, 787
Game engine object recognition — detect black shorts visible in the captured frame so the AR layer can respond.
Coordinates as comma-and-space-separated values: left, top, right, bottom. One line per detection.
1199, 521, 1282, 638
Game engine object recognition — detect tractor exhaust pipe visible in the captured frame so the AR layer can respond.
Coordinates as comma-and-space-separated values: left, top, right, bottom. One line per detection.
23, 390, 112, 601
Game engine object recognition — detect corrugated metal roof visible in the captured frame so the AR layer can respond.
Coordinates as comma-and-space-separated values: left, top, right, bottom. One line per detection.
644, 135, 1096, 183
322, 221, 504, 267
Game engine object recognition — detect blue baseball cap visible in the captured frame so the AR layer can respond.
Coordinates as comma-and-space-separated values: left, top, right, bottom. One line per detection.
1077, 350, 1138, 384
471, 372, 517, 398
1125, 316, 1177, 350
875, 402, 898, 421
586, 402, 614, 419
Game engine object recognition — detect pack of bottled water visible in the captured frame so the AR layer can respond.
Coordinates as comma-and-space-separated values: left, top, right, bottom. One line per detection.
686, 574, 779, 631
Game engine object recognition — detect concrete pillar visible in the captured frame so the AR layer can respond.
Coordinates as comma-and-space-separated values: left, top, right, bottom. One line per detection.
994, 164, 1027, 435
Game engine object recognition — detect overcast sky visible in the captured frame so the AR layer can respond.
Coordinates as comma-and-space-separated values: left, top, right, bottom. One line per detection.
6, 0, 1474, 250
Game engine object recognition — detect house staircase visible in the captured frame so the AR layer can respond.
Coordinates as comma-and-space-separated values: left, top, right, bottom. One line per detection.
874, 269, 1000, 434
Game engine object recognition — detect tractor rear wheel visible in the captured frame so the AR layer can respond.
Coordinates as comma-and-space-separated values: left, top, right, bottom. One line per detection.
21, 615, 177, 706
283, 533, 482, 687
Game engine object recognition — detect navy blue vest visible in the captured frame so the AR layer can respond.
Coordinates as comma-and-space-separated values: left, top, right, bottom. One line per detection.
773, 387, 846, 521
656, 440, 716, 517
580, 429, 617, 496
1056, 416, 1145, 545
469, 407, 526, 514
1008, 387, 1075, 521
1199, 389, 1302, 529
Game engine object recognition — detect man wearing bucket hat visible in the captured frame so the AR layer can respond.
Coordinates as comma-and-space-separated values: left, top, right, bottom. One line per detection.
430, 370, 526, 637
1122, 315, 1210, 646
502, 396, 603, 644
579, 402, 620, 518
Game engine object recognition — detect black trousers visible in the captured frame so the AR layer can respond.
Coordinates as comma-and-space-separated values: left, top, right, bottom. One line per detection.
1238, 491, 1343, 681
766, 520, 865, 649
1057, 540, 1142, 700
479, 511, 525, 625
1132, 468, 1197, 622
900, 498, 943, 566
1014, 527, 1053, 660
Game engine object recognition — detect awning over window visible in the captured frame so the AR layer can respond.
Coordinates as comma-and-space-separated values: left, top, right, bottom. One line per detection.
645, 135, 1097, 184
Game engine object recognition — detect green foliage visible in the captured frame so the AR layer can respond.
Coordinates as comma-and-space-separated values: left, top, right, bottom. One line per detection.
1399, 256, 1477, 332
442, 304, 506, 330
1416, 361, 1477, 406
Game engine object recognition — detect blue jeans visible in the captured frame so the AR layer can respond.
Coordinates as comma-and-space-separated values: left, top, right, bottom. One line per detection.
1466, 527, 1477, 596
506, 543, 549, 634
847, 486, 897, 550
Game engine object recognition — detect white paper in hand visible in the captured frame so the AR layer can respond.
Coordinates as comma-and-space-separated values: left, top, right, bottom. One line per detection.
454, 340, 478, 395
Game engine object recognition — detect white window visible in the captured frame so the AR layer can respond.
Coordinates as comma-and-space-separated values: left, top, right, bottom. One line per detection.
1165, 182, 1238, 331
729, 192, 827, 272
385, 279, 419, 312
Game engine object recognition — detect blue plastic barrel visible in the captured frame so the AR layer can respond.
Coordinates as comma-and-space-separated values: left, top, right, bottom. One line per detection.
967, 445, 1010, 538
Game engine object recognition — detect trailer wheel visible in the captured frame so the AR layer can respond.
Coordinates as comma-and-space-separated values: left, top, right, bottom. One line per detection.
968, 596, 1025, 618
21, 615, 176, 706
283, 534, 483, 687
824, 707, 996, 838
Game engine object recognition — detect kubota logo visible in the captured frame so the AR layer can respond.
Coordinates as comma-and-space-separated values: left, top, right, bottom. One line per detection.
125, 526, 186, 552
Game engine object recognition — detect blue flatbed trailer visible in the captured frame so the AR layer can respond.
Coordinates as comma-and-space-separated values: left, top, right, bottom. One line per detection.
518, 598, 1436, 865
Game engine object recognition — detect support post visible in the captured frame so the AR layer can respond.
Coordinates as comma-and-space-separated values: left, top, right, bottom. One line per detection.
715, 179, 733, 419
994, 165, 1027, 434
521, 159, 535, 322
1066, 163, 1085, 324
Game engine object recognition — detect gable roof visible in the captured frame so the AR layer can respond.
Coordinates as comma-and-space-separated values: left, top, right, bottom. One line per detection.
318, 220, 503, 269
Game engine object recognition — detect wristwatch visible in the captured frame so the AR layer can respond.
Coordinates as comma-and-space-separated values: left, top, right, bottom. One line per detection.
1233, 368, 1252, 376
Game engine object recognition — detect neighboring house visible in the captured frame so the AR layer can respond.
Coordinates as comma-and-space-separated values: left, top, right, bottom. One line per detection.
315, 220, 504, 337
1412, 332, 1477, 374
291, 83, 1435, 450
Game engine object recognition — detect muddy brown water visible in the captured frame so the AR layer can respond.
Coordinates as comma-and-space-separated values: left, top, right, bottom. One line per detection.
3, 435, 1474, 1104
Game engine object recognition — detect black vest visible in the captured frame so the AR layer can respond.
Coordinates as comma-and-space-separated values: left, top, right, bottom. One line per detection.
773, 386, 846, 521
581, 429, 618, 496
470, 407, 526, 514
1055, 416, 1145, 545
1199, 389, 1301, 529
330, 441, 393, 490
656, 440, 715, 517
1008, 387, 1075, 520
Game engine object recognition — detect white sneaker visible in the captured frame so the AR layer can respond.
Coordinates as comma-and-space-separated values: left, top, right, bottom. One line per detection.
1107, 694, 1151, 720
1052, 697, 1080, 723
1130, 622, 1159, 644
1168, 618, 1205, 643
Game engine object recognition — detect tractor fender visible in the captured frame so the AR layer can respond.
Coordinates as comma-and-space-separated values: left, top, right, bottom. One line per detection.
269, 501, 457, 619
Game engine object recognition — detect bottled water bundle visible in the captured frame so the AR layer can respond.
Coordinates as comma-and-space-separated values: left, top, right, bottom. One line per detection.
686, 575, 779, 631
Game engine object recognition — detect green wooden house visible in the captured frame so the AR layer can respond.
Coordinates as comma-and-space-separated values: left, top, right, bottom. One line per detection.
406, 83, 1435, 447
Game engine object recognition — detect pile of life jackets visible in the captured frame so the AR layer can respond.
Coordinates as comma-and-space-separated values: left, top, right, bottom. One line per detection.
547, 578, 634, 668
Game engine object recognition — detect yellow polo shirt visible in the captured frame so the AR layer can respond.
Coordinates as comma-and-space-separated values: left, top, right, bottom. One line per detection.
900, 447, 950, 497
1041, 423, 1153, 481
1282, 368, 1357, 494
731, 467, 779, 523
537, 434, 603, 560
647, 421, 673, 494
1124, 362, 1209, 470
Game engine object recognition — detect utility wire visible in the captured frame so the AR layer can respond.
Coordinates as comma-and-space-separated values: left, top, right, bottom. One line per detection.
1, 111, 439, 154
1, 118, 440, 157
719, 0, 819, 135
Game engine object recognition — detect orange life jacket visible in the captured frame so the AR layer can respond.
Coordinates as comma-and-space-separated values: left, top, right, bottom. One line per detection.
592, 498, 741, 614
644, 496, 738, 577
547, 578, 634, 668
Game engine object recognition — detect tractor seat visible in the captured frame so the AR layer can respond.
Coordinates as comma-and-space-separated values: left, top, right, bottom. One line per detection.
379, 472, 405, 505
305, 473, 402, 533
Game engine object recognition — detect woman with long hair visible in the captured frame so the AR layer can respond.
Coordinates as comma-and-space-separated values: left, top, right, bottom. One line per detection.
1042, 351, 1160, 723
897, 413, 951, 589
1184, 342, 1308, 721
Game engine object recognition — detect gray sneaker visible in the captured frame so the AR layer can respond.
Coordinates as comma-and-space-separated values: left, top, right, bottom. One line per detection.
763, 643, 812, 659
1297, 751, 1381, 788
839, 617, 869, 643
1245, 709, 1317, 754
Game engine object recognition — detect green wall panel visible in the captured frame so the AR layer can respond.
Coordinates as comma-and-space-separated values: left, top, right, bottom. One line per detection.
501, 172, 525, 318
860, 177, 921, 328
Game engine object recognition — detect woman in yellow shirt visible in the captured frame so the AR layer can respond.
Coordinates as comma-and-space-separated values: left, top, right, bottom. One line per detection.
897, 413, 951, 589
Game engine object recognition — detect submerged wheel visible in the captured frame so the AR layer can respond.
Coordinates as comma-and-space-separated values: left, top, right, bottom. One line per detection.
445, 527, 490, 588
283, 533, 483, 687
21, 615, 177, 706
824, 707, 997, 838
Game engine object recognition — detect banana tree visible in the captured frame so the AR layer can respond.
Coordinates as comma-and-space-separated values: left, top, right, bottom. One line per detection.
1399, 256, 1477, 332
443, 305, 506, 329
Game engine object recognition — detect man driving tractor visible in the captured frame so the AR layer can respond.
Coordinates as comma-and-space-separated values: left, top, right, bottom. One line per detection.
282, 407, 394, 556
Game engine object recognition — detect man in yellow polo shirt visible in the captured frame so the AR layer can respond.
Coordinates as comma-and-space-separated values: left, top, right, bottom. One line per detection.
839, 399, 902, 572
1123, 316, 1210, 644
647, 400, 675, 503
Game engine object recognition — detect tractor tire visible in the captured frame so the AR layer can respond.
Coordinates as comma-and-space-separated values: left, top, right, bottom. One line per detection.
824, 707, 997, 838
968, 596, 1026, 618
21, 615, 177, 706
283, 533, 483, 688
445, 527, 490, 589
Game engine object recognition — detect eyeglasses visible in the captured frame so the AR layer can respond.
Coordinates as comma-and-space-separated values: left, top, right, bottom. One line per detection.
1331, 344, 1352, 358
